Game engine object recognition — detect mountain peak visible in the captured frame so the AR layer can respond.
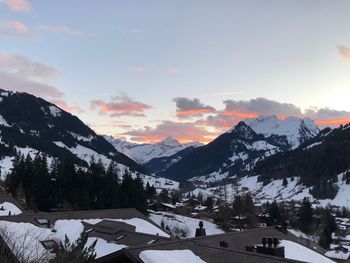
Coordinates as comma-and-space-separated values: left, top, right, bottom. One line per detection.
158, 136, 181, 147
230, 121, 257, 139
244, 115, 320, 148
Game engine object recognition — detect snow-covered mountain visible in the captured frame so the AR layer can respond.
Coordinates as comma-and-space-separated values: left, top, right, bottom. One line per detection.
244, 115, 320, 149
162, 121, 292, 182
105, 135, 203, 164
0, 89, 148, 177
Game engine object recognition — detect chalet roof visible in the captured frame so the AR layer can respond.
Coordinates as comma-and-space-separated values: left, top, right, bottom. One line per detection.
0, 208, 150, 226
95, 227, 316, 263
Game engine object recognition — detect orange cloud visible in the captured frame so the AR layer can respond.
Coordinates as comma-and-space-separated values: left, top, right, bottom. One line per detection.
315, 117, 350, 126
1, 0, 30, 12
221, 110, 259, 119
124, 120, 215, 144
90, 96, 152, 117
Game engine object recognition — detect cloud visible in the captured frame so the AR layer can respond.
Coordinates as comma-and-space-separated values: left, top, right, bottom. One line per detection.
124, 120, 216, 143
163, 67, 178, 74
223, 98, 302, 117
338, 46, 350, 61
0, 20, 35, 40
90, 120, 132, 129
173, 97, 216, 118
0, 53, 63, 98
36, 24, 92, 37
132, 66, 145, 73
90, 95, 152, 117
0, 0, 30, 12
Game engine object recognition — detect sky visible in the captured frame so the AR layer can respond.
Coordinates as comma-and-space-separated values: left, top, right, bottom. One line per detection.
1, 0, 350, 144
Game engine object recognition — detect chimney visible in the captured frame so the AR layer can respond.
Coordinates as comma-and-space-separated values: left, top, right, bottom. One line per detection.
220, 240, 228, 248
195, 221, 206, 237
256, 236, 285, 258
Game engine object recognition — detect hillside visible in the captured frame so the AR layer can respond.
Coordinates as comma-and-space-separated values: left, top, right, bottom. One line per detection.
0, 89, 147, 177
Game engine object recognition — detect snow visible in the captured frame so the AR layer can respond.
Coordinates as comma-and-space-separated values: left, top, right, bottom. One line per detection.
86, 237, 126, 258
317, 173, 350, 209
281, 240, 335, 263
48, 105, 62, 117
0, 156, 14, 180
112, 218, 170, 238
0, 202, 22, 216
106, 136, 201, 164
244, 115, 319, 148
0, 216, 168, 262
305, 141, 323, 150
325, 250, 350, 260
69, 132, 94, 142
139, 249, 207, 263
0, 114, 11, 127
149, 211, 224, 238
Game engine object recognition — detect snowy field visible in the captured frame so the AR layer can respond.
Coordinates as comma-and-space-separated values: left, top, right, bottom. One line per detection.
148, 211, 224, 238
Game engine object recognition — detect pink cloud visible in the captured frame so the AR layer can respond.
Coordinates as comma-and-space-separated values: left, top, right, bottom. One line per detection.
338, 46, 350, 61
0, 20, 35, 39
132, 66, 145, 73
1, 0, 30, 12
37, 24, 92, 37
163, 67, 178, 74
90, 95, 152, 117
0, 53, 63, 99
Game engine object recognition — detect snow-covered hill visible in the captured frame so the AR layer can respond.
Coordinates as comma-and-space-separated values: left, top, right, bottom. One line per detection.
192, 170, 350, 209
105, 136, 203, 164
244, 115, 320, 149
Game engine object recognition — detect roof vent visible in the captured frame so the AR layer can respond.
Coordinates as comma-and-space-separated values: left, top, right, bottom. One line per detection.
256, 237, 284, 258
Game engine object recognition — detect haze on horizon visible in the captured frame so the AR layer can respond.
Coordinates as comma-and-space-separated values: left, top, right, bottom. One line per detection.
1, 0, 350, 143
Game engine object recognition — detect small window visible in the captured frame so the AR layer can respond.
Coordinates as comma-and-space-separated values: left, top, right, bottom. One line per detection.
36, 218, 49, 225
115, 235, 125, 241
147, 239, 158, 245
41, 240, 58, 250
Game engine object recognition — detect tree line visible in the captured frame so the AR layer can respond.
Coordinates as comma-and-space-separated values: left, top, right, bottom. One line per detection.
5, 152, 149, 214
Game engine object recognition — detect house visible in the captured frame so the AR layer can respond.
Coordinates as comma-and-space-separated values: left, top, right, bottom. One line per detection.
0, 208, 172, 263
95, 227, 336, 263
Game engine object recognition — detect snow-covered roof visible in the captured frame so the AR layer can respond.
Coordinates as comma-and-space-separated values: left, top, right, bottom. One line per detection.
139, 249, 207, 263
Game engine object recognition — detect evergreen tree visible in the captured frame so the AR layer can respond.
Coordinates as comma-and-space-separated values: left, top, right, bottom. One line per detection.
299, 198, 313, 234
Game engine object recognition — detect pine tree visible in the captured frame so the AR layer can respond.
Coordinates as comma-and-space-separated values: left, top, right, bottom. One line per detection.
299, 198, 313, 234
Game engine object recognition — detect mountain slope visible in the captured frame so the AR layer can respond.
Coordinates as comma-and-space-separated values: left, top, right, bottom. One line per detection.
254, 123, 350, 199
105, 136, 203, 164
162, 122, 288, 181
0, 89, 147, 177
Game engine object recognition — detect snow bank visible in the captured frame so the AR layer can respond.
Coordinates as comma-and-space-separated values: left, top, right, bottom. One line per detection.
139, 249, 207, 263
